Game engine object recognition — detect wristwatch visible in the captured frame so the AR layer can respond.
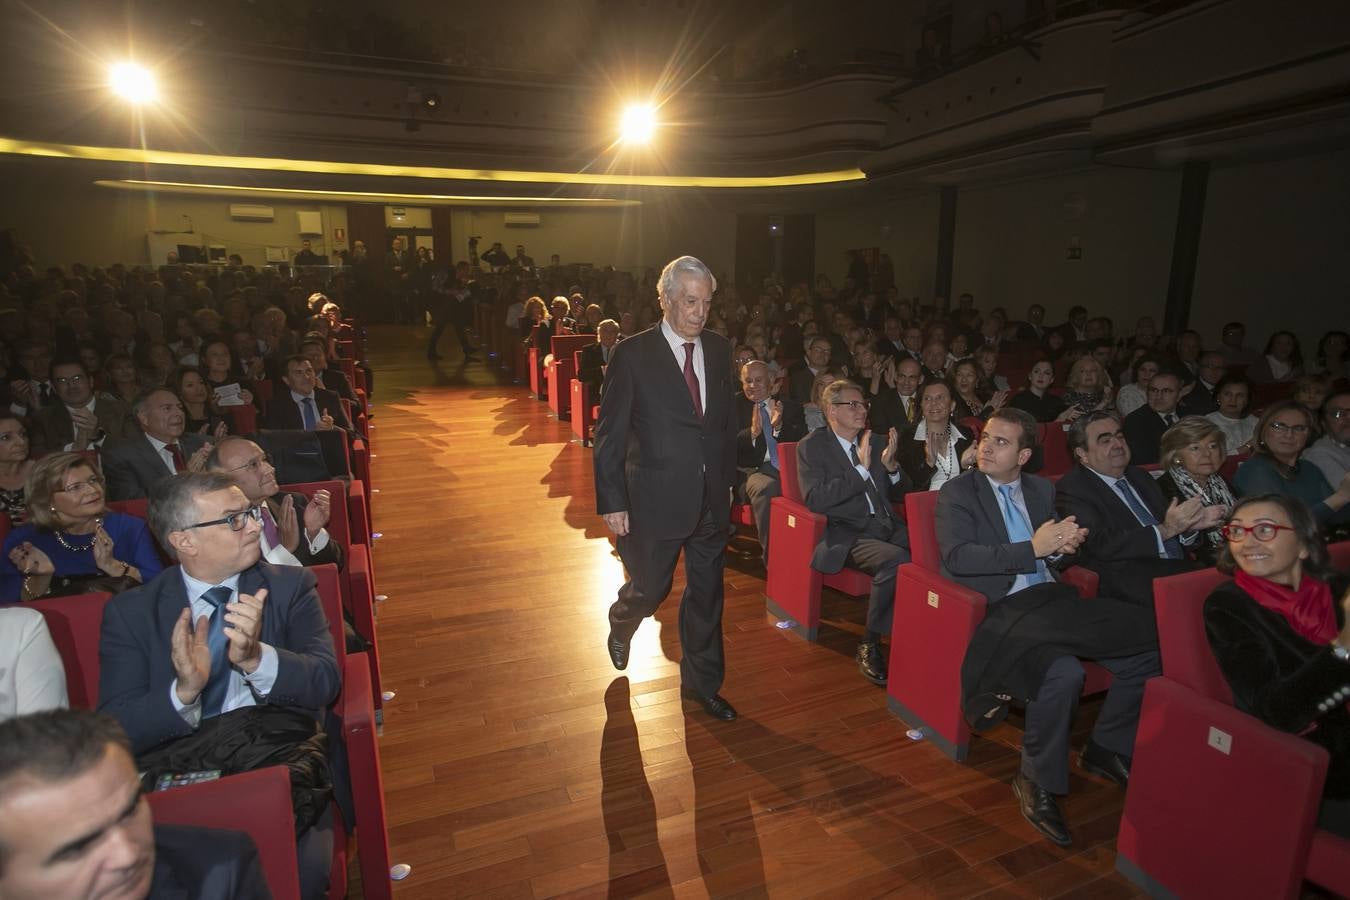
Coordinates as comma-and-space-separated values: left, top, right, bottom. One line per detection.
1332, 642, 1350, 662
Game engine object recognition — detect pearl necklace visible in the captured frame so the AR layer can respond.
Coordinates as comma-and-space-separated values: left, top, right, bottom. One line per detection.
55, 524, 99, 552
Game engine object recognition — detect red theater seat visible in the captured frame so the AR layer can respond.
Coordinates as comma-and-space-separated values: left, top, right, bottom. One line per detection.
29, 591, 114, 709
546, 334, 593, 420
1116, 546, 1350, 900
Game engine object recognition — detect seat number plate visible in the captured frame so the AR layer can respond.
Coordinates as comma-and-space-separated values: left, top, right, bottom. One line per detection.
927, 591, 939, 608
1207, 727, 1232, 755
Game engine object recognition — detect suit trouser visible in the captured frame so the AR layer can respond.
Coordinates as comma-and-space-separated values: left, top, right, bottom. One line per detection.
610, 503, 727, 698
1022, 649, 1161, 794
739, 462, 781, 560
844, 516, 910, 636
298, 803, 335, 900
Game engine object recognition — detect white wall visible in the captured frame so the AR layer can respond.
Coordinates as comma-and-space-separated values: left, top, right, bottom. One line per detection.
952, 165, 1181, 324
1192, 149, 1350, 353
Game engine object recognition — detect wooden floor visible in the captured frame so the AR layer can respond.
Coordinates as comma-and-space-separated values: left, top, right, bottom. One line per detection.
365, 326, 1145, 899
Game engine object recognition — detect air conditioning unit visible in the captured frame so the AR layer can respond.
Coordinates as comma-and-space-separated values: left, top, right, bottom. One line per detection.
230, 204, 275, 221
504, 212, 541, 227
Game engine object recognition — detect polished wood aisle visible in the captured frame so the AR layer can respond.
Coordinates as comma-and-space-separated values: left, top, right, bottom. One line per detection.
365, 326, 1144, 899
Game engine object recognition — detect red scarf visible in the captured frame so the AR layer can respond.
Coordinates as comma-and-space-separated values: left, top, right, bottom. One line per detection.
1236, 569, 1338, 644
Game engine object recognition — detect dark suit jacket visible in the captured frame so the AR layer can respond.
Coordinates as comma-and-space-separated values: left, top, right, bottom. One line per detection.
98, 562, 340, 754
593, 326, 738, 541
266, 491, 344, 569
101, 432, 211, 501
1205, 579, 1350, 798
734, 396, 808, 470
1178, 380, 1219, 416
896, 423, 974, 491
785, 359, 822, 404
31, 394, 136, 456
577, 340, 612, 397
1053, 463, 1196, 605
796, 425, 910, 573
1123, 406, 1172, 465
150, 823, 271, 900
259, 387, 353, 436
319, 367, 356, 402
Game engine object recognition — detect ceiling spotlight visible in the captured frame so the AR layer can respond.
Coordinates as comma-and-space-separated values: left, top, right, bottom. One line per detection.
109, 62, 157, 104
620, 104, 656, 143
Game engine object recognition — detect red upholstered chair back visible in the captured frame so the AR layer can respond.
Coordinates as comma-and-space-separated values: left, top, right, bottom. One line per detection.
1331, 540, 1350, 572
29, 592, 114, 708
281, 480, 352, 552
1220, 453, 1248, 483
147, 766, 302, 900
107, 499, 149, 520
958, 417, 984, 439
778, 442, 801, 503
0, 512, 10, 545
228, 403, 258, 435
904, 490, 942, 572
253, 379, 275, 411
1154, 568, 1236, 704
1038, 423, 1072, 477
309, 563, 347, 669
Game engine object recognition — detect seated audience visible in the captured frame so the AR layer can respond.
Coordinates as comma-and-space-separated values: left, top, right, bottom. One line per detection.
206, 437, 343, 569
0, 415, 33, 523
1061, 356, 1113, 417
1009, 359, 1078, 423
260, 356, 353, 436
938, 408, 1159, 848
1306, 390, 1350, 486
787, 336, 833, 404
102, 388, 212, 502
0, 709, 269, 899
198, 338, 257, 410
1204, 374, 1257, 456
868, 357, 922, 435
1, 452, 162, 602
1205, 493, 1350, 836
1122, 370, 1182, 466
896, 379, 976, 491
1156, 417, 1236, 565
98, 472, 340, 898
0, 607, 67, 720
300, 335, 356, 402
1248, 330, 1304, 384
1114, 355, 1160, 418
32, 358, 136, 456
102, 352, 142, 406
1293, 374, 1331, 414
920, 341, 949, 382
951, 359, 1006, 421
171, 366, 227, 437
802, 370, 838, 432
796, 380, 912, 686
520, 295, 547, 337
1055, 412, 1213, 607
1219, 321, 1261, 367
1178, 351, 1227, 416
734, 361, 807, 564
1311, 329, 1349, 380
1234, 400, 1350, 531
578, 319, 620, 400
973, 345, 1009, 394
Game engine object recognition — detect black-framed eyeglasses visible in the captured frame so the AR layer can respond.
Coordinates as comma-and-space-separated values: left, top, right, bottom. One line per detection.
228, 453, 273, 474
830, 400, 870, 411
53, 374, 87, 387
1219, 523, 1297, 543
57, 474, 105, 494
1268, 421, 1309, 435
185, 505, 262, 532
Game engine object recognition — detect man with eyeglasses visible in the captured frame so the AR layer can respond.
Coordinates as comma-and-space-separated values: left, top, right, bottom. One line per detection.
786, 336, 834, 404
1178, 351, 1226, 416
1218, 320, 1260, 367
31, 358, 135, 456
98, 472, 339, 898
795, 380, 912, 686
1122, 370, 1183, 466
101, 389, 212, 502
1305, 390, 1350, 487
1055, 411, 1215, 608
206, 437, 342, 570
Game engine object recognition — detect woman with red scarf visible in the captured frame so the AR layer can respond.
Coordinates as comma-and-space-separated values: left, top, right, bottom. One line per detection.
1206, 493, 1350, 836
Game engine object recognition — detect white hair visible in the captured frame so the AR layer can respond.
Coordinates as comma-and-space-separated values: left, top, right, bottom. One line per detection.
658, 256, 716, 301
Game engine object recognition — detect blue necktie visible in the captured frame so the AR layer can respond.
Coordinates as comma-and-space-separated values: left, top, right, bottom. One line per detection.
759, 401, 779, 469
997, 484, 1050, 586
301, 396, 317, 430
199, 586, 234, 717
1113, 478, 1183, 559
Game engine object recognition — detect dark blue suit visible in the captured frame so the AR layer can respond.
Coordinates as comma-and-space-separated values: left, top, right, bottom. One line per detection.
150, 824, 271, 899
98, 562, 339, 755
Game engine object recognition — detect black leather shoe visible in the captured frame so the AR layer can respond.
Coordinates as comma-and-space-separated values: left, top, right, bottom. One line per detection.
681, 689, 737, 720
856, 641, 888, 686
606, 631, 629, 671
1012, 773, 1072, 847
1080, 740, 1131, 787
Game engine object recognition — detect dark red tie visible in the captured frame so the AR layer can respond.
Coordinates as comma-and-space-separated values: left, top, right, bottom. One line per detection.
682, 342, 703, 419
166, 442, 186, 472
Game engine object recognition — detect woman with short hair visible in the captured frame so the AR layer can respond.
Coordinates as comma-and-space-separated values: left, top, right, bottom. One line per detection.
1157, 417, 1235, 564
1234, 400, 1350, 530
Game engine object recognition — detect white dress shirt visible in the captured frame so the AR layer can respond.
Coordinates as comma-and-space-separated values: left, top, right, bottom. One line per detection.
0, 607, 68, 720
258, 502, 330, 567
1086, 467, 1192, 557
833, 431, 902, 513
985, 475, 1054, 597
146, 434, 183, 474
659, 319, 706, 412
169, 571, 279, 728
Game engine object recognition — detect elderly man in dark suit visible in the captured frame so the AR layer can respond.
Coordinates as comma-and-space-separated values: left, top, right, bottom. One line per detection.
937, 408, 1159, 847
259, 356, 353, 436
734, 359, 808, 564
785, 336, 834, 404
100, 388, 212, 501
206, 437, 342, 570
1122, 370, 1182, 466
795, 379, 911, 686
0, 709, 269, 900
577, 318, 620, 400
31, 357, 136, 456
1055, 410, 1214, 607
98, 472, 339, 897
594, 256, 740, 720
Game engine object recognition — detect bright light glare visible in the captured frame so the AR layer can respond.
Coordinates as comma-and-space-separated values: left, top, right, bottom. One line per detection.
108, 63, 157, 104
620, 104, 656, 143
